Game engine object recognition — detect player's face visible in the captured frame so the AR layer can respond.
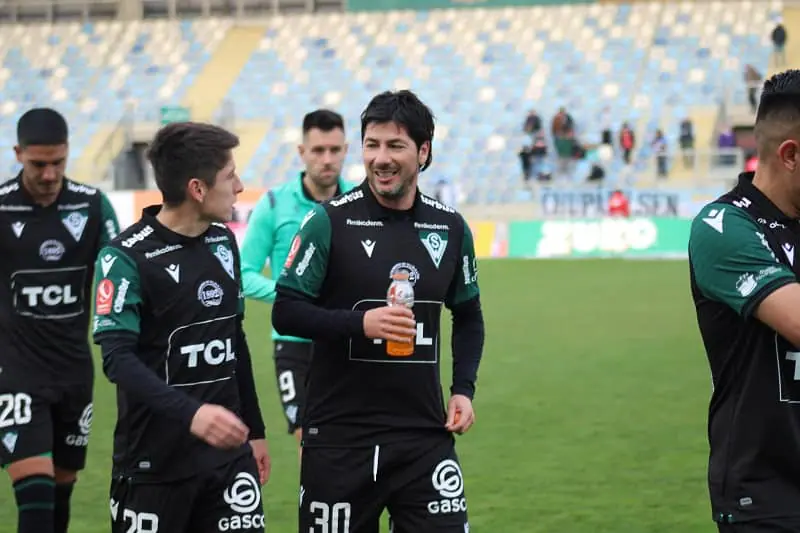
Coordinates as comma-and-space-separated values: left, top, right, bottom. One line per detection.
299, 128, 347, 188
15, 143, 68, 205
197, 155, 243, 223
362, 121, 429, 201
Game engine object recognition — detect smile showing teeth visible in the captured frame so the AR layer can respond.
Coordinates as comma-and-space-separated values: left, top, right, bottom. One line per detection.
376, 170, 397, 178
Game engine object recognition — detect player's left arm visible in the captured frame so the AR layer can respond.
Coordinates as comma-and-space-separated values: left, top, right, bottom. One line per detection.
98, 191, 121, 249
444, 215, 485, 434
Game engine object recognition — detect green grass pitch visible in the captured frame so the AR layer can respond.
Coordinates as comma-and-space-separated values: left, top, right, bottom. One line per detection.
0, 259, 717, 532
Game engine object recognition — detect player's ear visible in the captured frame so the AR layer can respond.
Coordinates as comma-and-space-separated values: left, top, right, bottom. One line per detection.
186, 177, 205, 203
13, 145, 22, 163
418, 141, 430, 167
778, 139, 800, 172
298, 143, 306, 159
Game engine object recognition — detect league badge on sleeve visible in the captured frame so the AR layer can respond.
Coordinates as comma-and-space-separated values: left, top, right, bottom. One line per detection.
95, 279, 115, 315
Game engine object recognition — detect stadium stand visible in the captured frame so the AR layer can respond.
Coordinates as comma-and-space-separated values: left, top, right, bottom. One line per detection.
0, 0, 784, 204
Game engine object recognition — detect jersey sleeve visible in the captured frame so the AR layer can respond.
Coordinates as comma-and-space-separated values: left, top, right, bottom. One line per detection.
240, 192, 278, 303
689, 203, 796, 318
98, 192, 121, 249
445, 215, 480, 308
275, 203, 331, 299
91, 246, 143, 337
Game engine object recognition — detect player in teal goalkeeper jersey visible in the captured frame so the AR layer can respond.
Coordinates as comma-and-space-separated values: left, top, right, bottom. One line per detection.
240, 109, 356, 454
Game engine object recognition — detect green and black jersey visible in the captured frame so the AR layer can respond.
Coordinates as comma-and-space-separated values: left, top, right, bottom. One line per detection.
92, 205, 262, 482
689, 172, 800, 523
0, 174, 119, 385
273, 181, 483, 447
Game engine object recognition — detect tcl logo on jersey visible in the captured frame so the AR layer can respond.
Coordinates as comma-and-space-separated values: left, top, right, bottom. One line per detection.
121, 226, 154, 248
350, 300, 440, 364
166, 316, 238, 387
12, 267, 87, 319
21, 285, 78, 307
181, 339, 235, 368
96, 279, 114, 315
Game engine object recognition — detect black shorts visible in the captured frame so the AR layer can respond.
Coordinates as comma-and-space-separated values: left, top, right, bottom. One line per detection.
299, 437, 468, 533
0, 377, 93, 471
109, 451, 265, 533
273, 341, 311, 434
718, 517, 800, 533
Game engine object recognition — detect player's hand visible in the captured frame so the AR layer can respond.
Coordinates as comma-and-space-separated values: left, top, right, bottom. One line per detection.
249, 439, 271, 485
445, 395, 475, 435
190, 404, 249, 449
363, 306, 416, 342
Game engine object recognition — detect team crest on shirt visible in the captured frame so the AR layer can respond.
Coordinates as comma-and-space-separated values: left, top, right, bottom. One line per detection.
212, 244, 235, 279
419, 231, 448, 268
61, 211, 88, 242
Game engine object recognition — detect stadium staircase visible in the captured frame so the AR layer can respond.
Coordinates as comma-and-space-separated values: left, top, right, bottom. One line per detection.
182, 26, 263, 123
779, 6, 800, 71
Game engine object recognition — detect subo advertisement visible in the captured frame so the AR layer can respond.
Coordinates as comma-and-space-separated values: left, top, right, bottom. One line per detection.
507, 218, 691, 259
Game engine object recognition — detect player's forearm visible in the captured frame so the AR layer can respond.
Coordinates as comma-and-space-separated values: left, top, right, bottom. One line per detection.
235, 317, 266, 439
97, 332, 202, 428
242, 269, 277, 304
272, 288, 364, 340
450, 296, 485, 400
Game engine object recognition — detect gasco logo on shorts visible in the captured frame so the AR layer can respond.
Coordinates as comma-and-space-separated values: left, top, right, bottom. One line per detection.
427, 459, 467, 515
218, 472, 265, 531
65, 403, 92, 447
95, 279, 114, 315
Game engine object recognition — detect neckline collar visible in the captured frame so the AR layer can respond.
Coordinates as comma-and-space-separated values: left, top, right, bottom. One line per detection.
361, 178, 422, 220
736, 171, 796, 222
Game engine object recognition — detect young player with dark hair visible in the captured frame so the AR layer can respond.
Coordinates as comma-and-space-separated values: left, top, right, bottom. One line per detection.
240, 109, 356, 458
690, 69, 800, 532
0, 107, 119, 533
272, 90, 485, 533
92, 122, 270, 533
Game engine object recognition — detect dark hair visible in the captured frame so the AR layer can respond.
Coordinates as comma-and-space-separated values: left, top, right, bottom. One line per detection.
755, 69, 800, 154
17, 107, 68, 147
360, 90, 435, 171
147, 122, 239, 207
302, 109, 345, 135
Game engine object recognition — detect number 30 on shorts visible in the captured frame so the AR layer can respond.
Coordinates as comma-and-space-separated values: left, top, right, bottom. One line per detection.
310, 501, 351, 533
0, 393, 33, 429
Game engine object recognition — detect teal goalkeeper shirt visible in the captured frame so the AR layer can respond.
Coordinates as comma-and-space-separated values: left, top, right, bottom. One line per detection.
240, 173, 357, 343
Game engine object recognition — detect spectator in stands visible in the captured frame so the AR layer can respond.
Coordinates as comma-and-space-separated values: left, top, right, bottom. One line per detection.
717, 124, 737, 166
679, 117, 695, 169
523, 109, 541, 141
599, 105, 613, 145
519, 131, 549, 182
551, 107, 574, 138
552, 107, 576, 178
608, 189, 630, 217
745, 64, 763, 113
619, 122, 635, 165
771, 18, 787, 67
652, 129, 668, 178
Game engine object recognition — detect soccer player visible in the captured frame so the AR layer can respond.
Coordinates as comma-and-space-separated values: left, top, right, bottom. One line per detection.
0, 107, 119, 533
240, 109, 356, 455
689, 69, 800, 532
272, 90, 485, 533
91, 122, 270, 533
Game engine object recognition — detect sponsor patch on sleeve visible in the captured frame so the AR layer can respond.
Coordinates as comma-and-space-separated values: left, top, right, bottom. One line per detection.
95, 279, 115, 315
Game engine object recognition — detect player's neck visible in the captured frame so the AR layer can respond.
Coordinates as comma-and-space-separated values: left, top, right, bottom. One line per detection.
155, 204, 210, 238
752, 168, 800, 218
303, 175, 338, 202
21, 177, 61, 207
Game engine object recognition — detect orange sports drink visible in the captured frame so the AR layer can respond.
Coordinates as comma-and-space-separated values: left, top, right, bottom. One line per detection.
386, 271, 415, 357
